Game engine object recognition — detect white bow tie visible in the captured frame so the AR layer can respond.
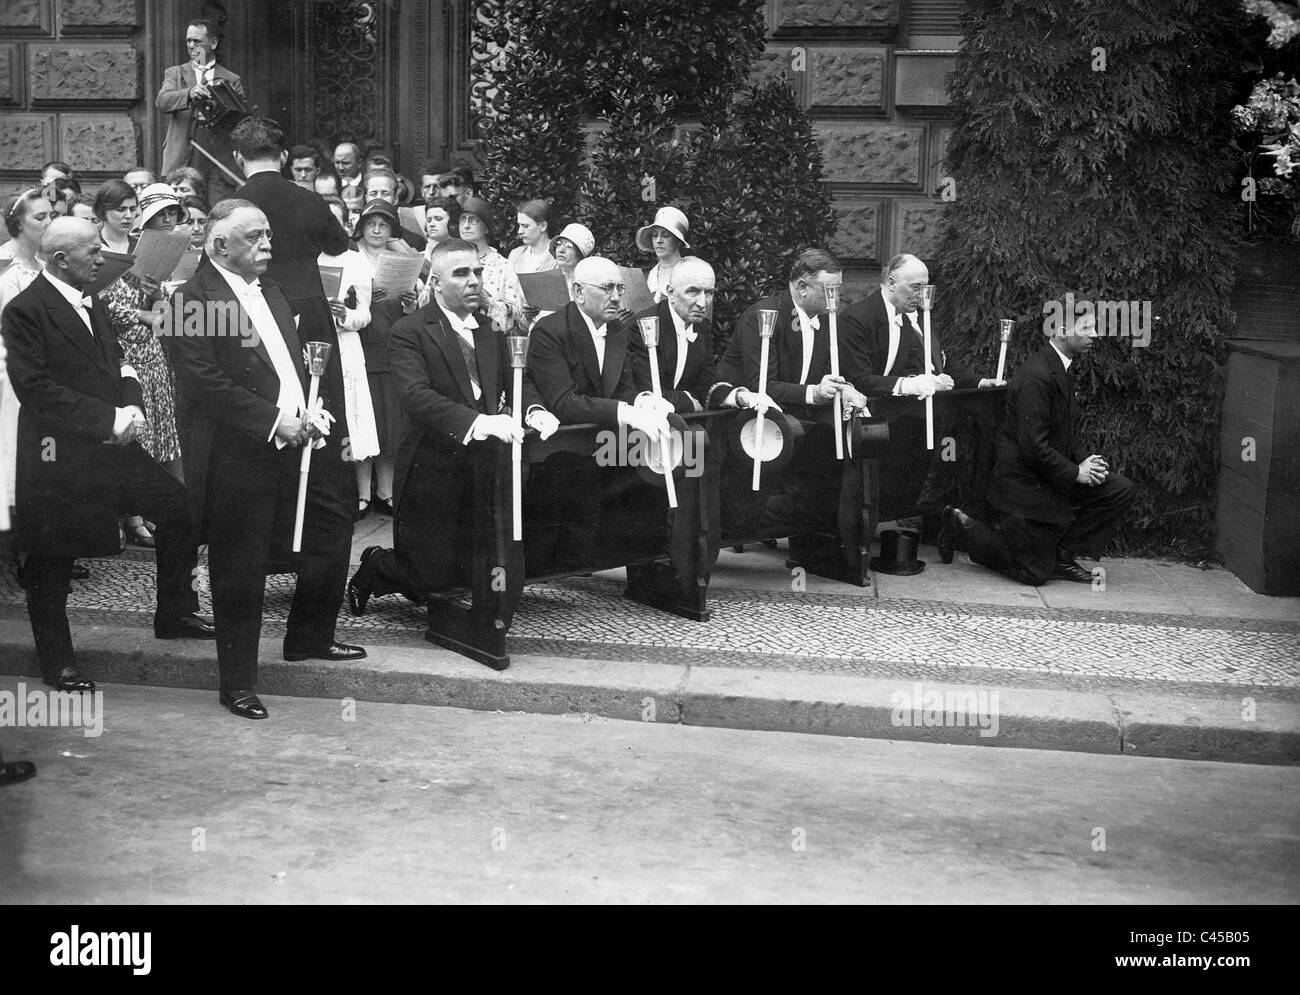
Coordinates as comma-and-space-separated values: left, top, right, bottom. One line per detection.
591, 325, 607, 339
895, 312, 919, 328
79, 296, 93, 310
680, 325, 696, 343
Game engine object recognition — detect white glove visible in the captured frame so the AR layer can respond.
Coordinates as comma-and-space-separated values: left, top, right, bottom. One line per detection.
619, 404, 670, 439
635, 392, 675, 416
738, 389, 781, 415
898, 374, 946, 398
472, 413, 524, 444
525, 408, 560, 440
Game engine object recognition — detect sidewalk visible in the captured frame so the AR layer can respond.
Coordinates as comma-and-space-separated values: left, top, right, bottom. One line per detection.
2, 515, 1297, 764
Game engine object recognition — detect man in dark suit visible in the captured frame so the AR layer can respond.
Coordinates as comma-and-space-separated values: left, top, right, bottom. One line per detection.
3, 219, 212, 693
155, 19, 245, 206
166, 200, 364, 721
624, 257, 766, 414
940, 311, 1135, 584
347, 240, 555, 611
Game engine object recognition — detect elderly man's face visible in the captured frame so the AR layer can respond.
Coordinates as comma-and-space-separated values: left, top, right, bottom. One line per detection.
432, 248, 483, 316
575, 263, 624, 325
365, 176, 397, 204
185, 24, 216, 64
124, 170, 154, 195
333, 145, 360, 179
884, 261, 928, 313
217, 208, 273, 280
55, 228, 103, 289
667, 264, 715, 326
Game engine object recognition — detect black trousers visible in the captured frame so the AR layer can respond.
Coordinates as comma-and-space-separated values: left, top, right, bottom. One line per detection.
965, 473, 1136, 585
205, 440, 352, 691
23, 452, 199, 680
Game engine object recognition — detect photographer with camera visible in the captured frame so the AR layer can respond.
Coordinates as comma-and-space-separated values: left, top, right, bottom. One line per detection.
155, 19, 246, 206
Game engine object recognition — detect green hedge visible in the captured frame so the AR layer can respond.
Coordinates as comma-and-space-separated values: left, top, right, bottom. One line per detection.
937, 0, 1251, 556
476, 0, 834, 352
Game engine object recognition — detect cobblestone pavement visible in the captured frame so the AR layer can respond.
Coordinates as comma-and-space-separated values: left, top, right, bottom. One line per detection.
3, 546, 1298, 699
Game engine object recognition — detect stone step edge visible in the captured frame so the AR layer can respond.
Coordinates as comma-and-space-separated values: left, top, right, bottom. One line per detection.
0, 621, 1295, 766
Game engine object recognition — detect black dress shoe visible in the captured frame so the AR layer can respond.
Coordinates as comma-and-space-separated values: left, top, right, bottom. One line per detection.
219, 688, 268, 720
0, 760, 37, 786
1053, 554, 1095, 583
44, 667, 94, 692
154, 612, 217, 640
373, 498, 394, 517
347, 546, 383, 616
283, 641, 368, 662
70, 563, 90, 580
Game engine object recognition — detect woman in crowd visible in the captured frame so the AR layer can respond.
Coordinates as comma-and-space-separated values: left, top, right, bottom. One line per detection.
0, 190, 54, 537
508, 199, 556, 274
93, 179, 138, 255
167, 166, 207, 206
457, 196, 524, 331
352, 199, 416, 517
319, 196, 380, 517
422, 196, 460, 257
637, 205, 691, 302
180, 196, 209, 250
551, 222, 595, 297
99, 184, 186, 546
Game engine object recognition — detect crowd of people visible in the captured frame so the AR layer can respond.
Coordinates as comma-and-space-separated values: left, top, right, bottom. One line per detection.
0, 18, 1136, 753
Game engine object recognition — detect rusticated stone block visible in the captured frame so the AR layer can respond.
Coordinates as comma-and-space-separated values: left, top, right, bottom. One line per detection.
0, 45, 18, 106
0, 0, 49, 30
59, 114, 138, 173
829, 202, 879, 260
777, 0, 899, 28
895, 199, 948, 259
816, 124, 923, 185
30, 44, 139, 102
840, 269, 879, 307
60, 0, 143, 28
810, 48, 885, 108
0, 114, 55, 172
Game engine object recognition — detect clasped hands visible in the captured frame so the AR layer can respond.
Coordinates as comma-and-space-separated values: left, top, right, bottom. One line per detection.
813, 374, 870, 413
1076, 455, 1109, 487
471, 408, 559, 445
107, 405, 147, 445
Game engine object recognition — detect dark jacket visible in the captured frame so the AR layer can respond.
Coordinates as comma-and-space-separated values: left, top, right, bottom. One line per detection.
840, 287, 980, 397
716, 290, 829, 417
525, 302, 638, 429
623, 298, 731, 413
3, 273, 148, 556
987, 344, 1087, 526
235, 171, 349, 307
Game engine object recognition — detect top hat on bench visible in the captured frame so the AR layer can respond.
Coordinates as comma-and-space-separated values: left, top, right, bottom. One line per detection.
871, 529, 926, 576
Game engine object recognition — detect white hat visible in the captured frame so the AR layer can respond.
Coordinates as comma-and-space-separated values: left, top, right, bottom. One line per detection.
549, 222, 595, 259
636, 206, 691, 253
136, 183, 186, 229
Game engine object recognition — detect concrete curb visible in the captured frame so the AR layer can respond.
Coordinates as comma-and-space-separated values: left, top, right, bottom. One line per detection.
1, 620, 1296, 765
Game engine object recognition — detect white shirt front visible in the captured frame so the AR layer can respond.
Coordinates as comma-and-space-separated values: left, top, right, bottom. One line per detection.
212, 262, 306, 445
42, 271, 94, 336
1049, 340, 1073, 372
794, 304, 821, 386
666, 302, 694, 390
192, 60, 216, 88
437, 301, 482, 401
577, 306, 608, 375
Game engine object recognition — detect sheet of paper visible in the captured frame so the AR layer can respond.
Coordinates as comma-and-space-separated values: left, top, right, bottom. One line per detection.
518, 269, 571, 312
170, 249, 203, 283
318, 264, 344, 301
371, 250, 425, 295
618, 266, 655, 315
398, 205, 426, 238
128, 228, 191, 282
86, 251, 136, 296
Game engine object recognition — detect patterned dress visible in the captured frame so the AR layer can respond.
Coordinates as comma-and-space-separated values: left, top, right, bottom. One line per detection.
100, 275, 182, 464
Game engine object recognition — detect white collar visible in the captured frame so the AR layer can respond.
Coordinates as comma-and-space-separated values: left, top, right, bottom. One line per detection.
212, 260, 262, 297
437, 301, 478, 335
193, 59, 216, 72
42, 270, 92, 310
667, 302, 692, 339
577, 305, 606, 339
1049, 340, 1073, 371
880, 287, 916, 328
793, 302, 820, 331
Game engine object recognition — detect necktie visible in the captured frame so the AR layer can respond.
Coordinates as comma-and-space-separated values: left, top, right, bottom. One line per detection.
455, 327, 482, 405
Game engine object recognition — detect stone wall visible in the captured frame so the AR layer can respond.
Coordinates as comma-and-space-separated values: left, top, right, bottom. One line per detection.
758, 0, 959, 302
0, 0, 146, 203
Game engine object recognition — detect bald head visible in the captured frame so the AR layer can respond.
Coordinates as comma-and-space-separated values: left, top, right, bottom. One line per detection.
42, 217, 103, 290
666, 257, 715, 325
573, 256, 622, 324
881, 252, 928, 312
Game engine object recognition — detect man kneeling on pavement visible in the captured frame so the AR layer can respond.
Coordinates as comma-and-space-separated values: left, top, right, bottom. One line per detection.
938, 309, 1136, 585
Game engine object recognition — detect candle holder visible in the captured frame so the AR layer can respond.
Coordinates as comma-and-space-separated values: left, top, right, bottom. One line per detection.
999, 318, 1013, 343
303, 341, 333, 376
758, 309, 777, 339
507, 334, 529, 369
637, 315, 660, 348
823, 283, 841, 313
919, 285, 935, 311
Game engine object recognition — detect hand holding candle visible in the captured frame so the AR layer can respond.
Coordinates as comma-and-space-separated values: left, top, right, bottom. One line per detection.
996, 318, 1012, 383
507, 334, 529, 541
919, 285, 936, 451
824, 281, 845, 460
292, 341, 333, 553
637, 316, 678, 510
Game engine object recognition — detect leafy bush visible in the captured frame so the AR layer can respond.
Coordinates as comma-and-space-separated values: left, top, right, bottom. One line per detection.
475, 0, 833, 347
936, 0, 1252, 556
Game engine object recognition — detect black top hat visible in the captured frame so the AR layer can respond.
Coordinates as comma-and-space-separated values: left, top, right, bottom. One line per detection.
872, 529, 926, 576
